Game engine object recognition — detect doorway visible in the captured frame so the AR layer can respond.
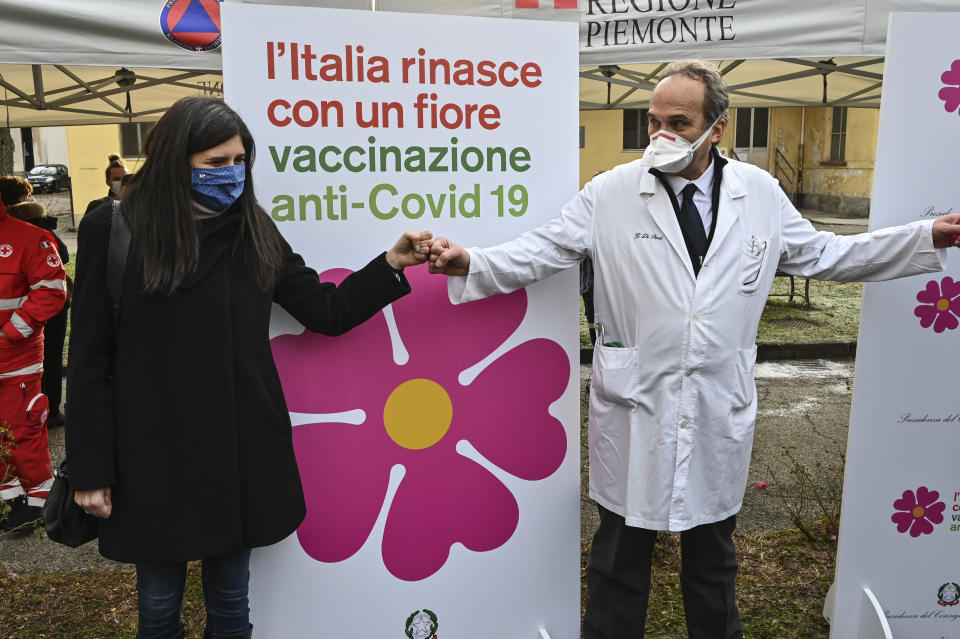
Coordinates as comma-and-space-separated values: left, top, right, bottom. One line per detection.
734, 107, 769, 169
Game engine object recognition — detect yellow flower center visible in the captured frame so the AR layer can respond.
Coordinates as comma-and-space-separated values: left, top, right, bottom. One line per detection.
383, 379, 452, 450
937, 298, 951, 312
913, 506, 926, 519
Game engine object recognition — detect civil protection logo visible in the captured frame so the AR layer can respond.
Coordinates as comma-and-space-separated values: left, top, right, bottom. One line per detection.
160, 0, 224, 52
404, 609, 438, 639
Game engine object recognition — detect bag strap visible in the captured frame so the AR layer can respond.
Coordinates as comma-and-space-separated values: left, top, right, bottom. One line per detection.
106, 200, 131, 324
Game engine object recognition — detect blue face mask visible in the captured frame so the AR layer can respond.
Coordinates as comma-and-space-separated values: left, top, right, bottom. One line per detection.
190, 164, 246, 212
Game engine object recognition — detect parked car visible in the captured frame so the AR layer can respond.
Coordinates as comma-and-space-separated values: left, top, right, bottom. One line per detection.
26, 164, 70, 193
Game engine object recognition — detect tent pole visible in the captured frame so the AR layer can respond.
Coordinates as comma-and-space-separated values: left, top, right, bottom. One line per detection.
797, 107, 805, 198
31, 65, 45, 109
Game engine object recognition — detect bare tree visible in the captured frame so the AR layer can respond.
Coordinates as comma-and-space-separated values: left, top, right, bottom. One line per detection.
0, 128, 13, 176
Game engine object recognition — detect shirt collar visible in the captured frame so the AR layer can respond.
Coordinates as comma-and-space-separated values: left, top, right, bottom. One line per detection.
664, 155, 715, 198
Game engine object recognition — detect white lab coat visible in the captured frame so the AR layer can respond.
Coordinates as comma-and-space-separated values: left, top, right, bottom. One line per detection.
449, 157, 945, 531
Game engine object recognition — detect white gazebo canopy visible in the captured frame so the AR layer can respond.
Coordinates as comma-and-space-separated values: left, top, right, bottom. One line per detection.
0, 0, 955, 126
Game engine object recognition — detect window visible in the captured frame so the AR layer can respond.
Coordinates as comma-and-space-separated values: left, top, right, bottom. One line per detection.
830, 107, 847, 162
735, 108, 768, 149
622, 109, 650, 151
119, 122, 153, 159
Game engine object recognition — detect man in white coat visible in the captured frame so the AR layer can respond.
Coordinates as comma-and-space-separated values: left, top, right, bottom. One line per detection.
429, 60, 960, 639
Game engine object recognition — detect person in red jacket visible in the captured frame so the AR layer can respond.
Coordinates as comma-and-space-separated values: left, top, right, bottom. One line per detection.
0, 196, 67, 535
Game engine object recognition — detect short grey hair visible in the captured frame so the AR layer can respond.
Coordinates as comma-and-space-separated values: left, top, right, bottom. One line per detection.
660, 60, 730, 126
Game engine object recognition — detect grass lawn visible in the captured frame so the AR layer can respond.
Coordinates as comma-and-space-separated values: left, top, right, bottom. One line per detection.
756, 278, 863, 345
0, 529, 833, 638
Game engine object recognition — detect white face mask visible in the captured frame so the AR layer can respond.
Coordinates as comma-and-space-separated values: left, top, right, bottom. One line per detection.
111, 180, 123, 195
639, 116, 721, 174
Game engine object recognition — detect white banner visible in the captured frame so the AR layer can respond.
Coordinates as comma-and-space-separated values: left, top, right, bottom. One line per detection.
1, 0, 958, 69
0, 0, 370, 68
222, 4, 581, 637
829, 12, 960, 639
578, 0, 960, 66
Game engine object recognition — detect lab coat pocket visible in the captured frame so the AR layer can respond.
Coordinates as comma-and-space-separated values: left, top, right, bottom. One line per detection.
739, 238, 768, 295
593, 345, 641, 408
730, 345, 758, 409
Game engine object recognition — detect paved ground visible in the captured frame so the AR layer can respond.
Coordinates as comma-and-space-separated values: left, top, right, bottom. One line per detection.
799, 209, 869, 236
578, 359, 854, 541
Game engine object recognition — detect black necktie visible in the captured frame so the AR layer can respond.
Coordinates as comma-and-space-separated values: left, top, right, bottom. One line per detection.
679, 183, 708, 266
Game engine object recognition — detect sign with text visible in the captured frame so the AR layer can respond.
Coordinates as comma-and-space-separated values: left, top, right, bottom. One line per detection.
5, 0, 960, 70
575, 0, 960, 65
222, 5, 580, 637
829, 12, 960, 639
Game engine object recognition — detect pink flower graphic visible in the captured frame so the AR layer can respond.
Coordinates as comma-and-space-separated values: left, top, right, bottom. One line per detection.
891, 486, 945, 537
940, 60, 960, 114
914, 277, 960, 333
271, 264, 569, 581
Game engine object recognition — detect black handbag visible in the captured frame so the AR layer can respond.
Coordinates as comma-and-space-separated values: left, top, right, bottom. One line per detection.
42, 460, 98, 548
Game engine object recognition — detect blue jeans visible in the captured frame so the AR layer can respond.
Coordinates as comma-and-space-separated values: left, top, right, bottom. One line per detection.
136, 548, 252, 638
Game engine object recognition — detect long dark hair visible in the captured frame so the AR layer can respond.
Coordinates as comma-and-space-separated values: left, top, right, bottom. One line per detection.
123, 96, 282, 294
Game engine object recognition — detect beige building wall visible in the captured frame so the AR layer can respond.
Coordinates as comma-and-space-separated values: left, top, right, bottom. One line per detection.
66, 125, 146, 221
66, 125, 123, 219
579, 106, 879, 216
767, 107, 803, 172
579, 109, 735, 188
799, 107, 878, 215
579, 110, 640, 187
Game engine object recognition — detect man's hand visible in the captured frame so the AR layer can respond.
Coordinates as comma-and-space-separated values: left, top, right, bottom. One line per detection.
74, 487, 112, 519
932, 213, 960, 249
428, 237, 471, 276
385, 230, 433, 270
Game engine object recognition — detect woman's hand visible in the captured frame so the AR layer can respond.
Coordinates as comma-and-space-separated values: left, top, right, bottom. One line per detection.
386, 231, 433, 270
74, 487, 113, 519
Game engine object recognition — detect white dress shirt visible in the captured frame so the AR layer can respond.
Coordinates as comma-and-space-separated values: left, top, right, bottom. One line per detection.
664, 157, 715, 232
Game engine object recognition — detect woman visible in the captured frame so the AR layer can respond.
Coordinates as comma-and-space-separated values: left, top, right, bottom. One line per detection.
83, 154, 127, 214
66, 97, 431, 639
0, 175, 70, 428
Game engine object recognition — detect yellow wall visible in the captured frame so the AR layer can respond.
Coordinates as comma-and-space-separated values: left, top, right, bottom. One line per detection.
579, 106, 879, 206
579, 108, 735, 188
579, 110, 638, 187
801, 107, 877, 200
66, 125, 121, 220
65, 125, 146, 223
767, 107, 803, 172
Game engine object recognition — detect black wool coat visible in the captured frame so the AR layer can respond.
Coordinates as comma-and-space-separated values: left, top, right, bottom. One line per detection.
66, 205, 410, 562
